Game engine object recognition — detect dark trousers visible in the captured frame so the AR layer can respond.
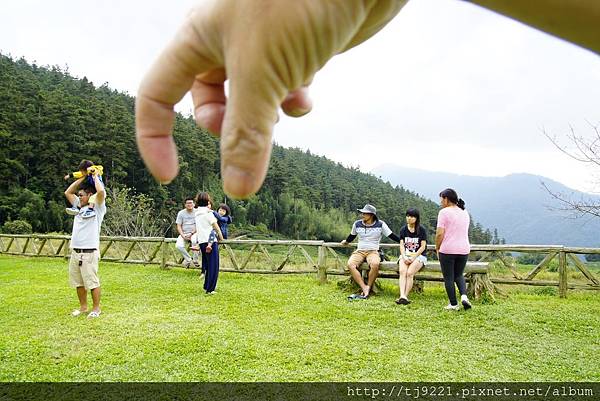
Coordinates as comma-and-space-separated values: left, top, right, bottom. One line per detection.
200, 242, 220, 293
439, 253, 469, 306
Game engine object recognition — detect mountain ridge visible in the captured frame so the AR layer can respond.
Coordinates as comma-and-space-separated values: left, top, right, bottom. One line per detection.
373, 164, 600, 247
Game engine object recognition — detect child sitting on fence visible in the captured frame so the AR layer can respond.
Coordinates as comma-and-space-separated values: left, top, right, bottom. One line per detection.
64, 160, 104, 219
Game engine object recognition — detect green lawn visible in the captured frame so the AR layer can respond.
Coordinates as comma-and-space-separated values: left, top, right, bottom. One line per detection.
0, 254, 599, 382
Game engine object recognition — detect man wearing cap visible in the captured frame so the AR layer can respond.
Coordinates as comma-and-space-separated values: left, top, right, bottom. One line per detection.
341, 204, 401, 299
64, 171, 106, 318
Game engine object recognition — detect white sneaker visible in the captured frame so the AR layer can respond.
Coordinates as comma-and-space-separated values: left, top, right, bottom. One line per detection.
444, 303, 459, 311
65, 206, 80, 216
461, 295, 472, 310
182, 260, 191, 268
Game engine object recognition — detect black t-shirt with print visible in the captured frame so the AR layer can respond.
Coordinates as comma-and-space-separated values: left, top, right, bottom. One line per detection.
399, 225, 428, 255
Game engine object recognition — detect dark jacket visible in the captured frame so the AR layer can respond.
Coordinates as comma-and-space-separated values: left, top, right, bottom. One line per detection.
213, 211, 232, 239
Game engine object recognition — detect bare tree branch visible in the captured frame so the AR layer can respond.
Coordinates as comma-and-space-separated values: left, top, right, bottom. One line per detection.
541, 182, 600, 219
542, 123, 600, 219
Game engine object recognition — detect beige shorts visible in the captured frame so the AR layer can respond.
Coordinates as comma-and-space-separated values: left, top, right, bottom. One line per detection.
69, 250, 100, 290
348, 250, 380, 268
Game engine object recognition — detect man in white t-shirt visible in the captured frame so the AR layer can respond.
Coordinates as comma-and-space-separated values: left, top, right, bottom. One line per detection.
175, 197, 199, 267
64, 172, 106, 318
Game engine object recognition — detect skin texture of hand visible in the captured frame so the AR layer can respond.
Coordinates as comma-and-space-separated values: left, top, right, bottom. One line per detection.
136, 0, 600, 199
136, 0, 407, 198
468, 0, 600, 55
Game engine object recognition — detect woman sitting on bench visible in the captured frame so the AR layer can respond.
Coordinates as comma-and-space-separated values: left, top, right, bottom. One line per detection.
396, 208, 428, 305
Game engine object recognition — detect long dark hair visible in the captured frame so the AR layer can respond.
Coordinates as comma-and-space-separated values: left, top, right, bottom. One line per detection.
439, 188, 465, 210
405, 208, 422, 235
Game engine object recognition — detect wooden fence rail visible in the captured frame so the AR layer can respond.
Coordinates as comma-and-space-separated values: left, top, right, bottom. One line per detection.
1, 234, 599, 297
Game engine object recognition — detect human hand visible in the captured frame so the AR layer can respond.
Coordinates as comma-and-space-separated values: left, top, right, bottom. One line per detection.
136, 0, 406, 198
63, 174, 70, 181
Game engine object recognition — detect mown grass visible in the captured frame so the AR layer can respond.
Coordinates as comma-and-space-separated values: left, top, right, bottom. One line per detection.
0, 254, 599, 382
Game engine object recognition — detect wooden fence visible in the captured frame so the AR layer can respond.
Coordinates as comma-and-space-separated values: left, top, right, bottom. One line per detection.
1, 234, 599, 297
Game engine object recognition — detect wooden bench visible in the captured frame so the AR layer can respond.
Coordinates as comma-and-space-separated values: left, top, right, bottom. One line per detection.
357, 260, 492, 299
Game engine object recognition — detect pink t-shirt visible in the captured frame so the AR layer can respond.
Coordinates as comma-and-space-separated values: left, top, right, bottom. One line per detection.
437, 206, 470, 255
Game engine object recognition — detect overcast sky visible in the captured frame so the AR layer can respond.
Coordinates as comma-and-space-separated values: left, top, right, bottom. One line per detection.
2, 0, 599, 193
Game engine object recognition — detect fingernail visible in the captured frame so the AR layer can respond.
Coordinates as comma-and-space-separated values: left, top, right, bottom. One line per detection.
288, 107, 310, 117
223, 166, 259, 199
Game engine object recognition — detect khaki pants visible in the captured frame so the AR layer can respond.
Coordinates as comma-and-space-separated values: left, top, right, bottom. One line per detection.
69, 250, 100, 290
347, 250, 380, 268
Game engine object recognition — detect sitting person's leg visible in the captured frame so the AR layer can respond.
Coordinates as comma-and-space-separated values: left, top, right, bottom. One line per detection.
347, 251, 368, 296
189, 233, 199, 251
365, 251, 381, 297
397, 262, 409, 303
175, 235, 193, 267
404, 256, 425, 299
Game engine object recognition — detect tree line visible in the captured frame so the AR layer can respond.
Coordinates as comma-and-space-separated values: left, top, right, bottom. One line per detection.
0, 54, 499, 244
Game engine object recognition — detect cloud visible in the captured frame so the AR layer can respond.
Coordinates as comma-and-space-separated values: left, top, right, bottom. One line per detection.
2, 0, 598, 193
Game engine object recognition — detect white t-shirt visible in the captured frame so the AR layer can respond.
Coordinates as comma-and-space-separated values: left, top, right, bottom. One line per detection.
70, 197, 107, 250
194, 207, 217, 244
351, 219, 392, 251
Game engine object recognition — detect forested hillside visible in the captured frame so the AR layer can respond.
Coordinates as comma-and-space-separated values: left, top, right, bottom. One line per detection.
0, 54, 496, 243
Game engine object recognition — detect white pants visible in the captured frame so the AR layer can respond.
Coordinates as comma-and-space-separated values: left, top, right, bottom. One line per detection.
176, 235, 197, 262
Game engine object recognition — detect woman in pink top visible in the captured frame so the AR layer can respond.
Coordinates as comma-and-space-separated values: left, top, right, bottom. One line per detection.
435, 188, 472, 311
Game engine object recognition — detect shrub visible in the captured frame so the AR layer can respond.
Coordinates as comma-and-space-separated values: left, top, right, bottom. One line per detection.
2, 220, 33, 234
585, 253, 600, 262
102, 186, 171, 237
516, 252, 545, 265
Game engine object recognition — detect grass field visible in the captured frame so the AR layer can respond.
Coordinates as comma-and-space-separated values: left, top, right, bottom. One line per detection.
1, 254, 599, 382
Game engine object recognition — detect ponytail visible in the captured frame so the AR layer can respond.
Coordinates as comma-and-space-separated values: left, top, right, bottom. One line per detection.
439, 188, 466, 209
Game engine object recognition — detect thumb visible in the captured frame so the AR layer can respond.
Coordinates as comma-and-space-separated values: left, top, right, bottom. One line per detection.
220, 62, 286, 198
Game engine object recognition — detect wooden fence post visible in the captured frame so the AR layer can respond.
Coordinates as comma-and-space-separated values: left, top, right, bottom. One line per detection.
558, 251, 567, 298
317, 245, 327, 284
64, 238, 70, 260
160, 240, 167, 269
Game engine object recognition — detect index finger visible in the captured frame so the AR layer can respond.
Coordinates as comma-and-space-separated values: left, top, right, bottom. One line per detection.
136, 15, 219, 183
